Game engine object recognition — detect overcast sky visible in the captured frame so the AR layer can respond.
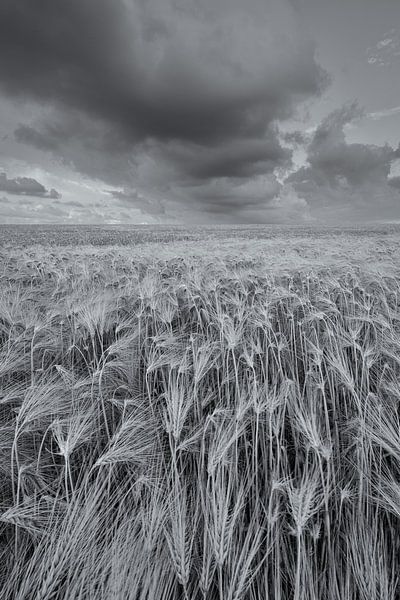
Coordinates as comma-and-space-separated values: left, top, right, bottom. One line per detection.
0, 0, 399, 225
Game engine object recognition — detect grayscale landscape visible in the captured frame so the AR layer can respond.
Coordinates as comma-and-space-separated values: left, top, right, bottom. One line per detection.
1, 225, 400, 598
1, 0, 400, 598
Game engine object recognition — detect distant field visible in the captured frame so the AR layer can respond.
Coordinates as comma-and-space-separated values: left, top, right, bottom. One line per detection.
1, 222, 400, 247
1, 226, 400, 599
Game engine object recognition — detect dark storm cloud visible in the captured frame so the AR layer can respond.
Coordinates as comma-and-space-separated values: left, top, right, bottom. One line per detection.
0, 0, 328, 220
287, 104, 400, 220
305, 104, 395, 186
159, 131, 292, 183
14, 124, 63, 152
170, 176, 308, 224
184, 176, 281, 210
0, 172, 61, 199
0, 0, 326, 145
14, 115, 134, 166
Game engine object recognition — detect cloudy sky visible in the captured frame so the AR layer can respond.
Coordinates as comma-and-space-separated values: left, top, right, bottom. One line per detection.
0, 0, 399, 225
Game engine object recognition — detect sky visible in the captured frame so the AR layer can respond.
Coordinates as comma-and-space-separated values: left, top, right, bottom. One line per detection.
0, 0, 399, 225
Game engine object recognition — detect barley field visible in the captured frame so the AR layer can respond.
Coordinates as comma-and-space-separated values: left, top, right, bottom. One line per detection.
1, 225, 400, 599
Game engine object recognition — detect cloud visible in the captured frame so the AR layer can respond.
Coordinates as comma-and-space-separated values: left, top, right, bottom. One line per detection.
389, 177, 400, 190
14, 123, 64, 152
1, 0, 327, 222
367, 106, 400, 121
0, 195, 66, 223
0, 172, 61, 199
162, 131, 291, 181
0, 0, 326, 143
286, 103, 400, 222
108, 189, 165, 215
280, 130, 310, 147
367, 29, 400, 67
163, 174, 312, 224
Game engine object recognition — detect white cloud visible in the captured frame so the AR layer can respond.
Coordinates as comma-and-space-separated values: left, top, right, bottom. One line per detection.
367, 106, 400, 120
367, 29, 400, 66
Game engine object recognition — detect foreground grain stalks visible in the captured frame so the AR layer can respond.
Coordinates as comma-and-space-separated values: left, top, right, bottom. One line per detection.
1, 247, 400, 599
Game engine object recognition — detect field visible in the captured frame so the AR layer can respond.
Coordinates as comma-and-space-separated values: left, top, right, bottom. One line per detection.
1, 225, 400, 599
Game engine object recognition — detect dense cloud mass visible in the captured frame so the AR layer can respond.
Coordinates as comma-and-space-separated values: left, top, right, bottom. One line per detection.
14, 124, 65, 152
0, 172, 61, 199
0, 0, 398, 222
287, 104, 400, 221
0, 0, 328, 222
0, 0, 325, 142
